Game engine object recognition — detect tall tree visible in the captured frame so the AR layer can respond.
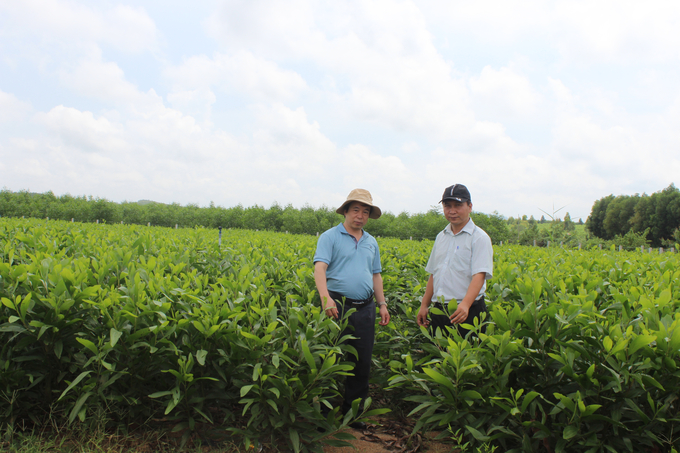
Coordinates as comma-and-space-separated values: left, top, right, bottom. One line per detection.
586, 195, 615, 239
603, 195, 639, 239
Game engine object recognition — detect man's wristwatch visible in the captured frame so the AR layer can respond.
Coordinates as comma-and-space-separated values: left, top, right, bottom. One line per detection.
377, 301, 387, 307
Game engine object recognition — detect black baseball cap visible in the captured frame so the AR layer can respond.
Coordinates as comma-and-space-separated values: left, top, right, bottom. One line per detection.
440, 184, 471, 203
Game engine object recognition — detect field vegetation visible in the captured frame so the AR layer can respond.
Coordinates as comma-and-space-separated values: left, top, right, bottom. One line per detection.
1, 217, 679, 452
5, 188, 677, 251
0, 189, 508, 244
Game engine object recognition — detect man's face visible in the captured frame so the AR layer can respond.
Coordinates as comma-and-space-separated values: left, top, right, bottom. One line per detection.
344, 201, 371, 230
443, 200, 472, 230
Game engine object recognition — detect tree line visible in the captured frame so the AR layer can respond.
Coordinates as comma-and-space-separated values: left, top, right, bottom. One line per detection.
586, 184, 680, 247
0, 189, 511, 244
6, 188, 677, 250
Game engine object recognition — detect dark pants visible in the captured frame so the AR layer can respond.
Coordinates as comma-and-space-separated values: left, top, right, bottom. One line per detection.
331, 292, 376, 415
430, 296, 487, 339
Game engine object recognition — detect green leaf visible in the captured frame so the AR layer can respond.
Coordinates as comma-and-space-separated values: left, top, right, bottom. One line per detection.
520, 391, 540, 414
1, 297, 16, 310
459, 390, 483, 401
195, 349, 208, 366
466, 425, 490, 442
54, 340, 63, 359
110, 328, 123, 348
301, 339, 317, 373
69, 392, 92, 424
609, 337, 630, 356
240, 385, 254, 397
629, 334, 656, 356
148, 390, 174, 398
563, 424, 578, 439
19, 293, 32, 320
422, 367, 455, 392
76, 338, 98, 355
58, 371, 92, 401
289, 428, 300, 452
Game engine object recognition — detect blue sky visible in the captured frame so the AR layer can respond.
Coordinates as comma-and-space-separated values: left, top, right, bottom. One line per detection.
2, 0, 679, 222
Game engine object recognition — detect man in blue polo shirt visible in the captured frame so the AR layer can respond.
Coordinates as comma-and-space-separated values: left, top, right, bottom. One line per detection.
313, 188, 390, 429
416, 184, 493, 338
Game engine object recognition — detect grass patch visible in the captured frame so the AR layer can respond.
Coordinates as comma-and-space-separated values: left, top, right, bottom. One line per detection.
1, 425, 241, 453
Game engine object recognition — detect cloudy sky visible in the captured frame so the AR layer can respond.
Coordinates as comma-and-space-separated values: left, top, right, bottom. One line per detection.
1, 0, 679, 221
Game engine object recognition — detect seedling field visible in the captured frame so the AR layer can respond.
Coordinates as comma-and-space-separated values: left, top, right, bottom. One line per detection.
1, 218, 679, 452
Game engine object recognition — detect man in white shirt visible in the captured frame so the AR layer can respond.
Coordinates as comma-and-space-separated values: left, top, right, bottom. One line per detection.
416, 184, 493, 337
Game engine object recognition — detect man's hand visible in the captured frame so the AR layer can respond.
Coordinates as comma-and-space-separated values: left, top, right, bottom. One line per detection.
416, 305, 430, 327
322, 296, 339, 319
449, 303, 470, 324
378, 305, 390, 326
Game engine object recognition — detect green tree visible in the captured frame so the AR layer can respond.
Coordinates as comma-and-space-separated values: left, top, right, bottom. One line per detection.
243, 205, 267, 231
90, 198, 119, 224
586, 195, 615, 239
602, 195, 639, 238
281, 204, 303, 234
563, 212, 575, 232
471, 211, 511, 244
264, 203, 284, 231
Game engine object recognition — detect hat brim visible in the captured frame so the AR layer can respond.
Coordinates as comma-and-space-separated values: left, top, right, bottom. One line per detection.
336, 200, 382, 219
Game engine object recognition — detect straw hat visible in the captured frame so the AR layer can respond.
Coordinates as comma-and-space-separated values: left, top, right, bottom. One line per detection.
335, 188, 382, 219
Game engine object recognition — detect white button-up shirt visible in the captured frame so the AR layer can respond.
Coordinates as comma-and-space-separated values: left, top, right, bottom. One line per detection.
425, 218, 493, 304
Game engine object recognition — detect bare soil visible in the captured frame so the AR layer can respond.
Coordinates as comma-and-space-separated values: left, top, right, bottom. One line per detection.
322, 417, 453, 453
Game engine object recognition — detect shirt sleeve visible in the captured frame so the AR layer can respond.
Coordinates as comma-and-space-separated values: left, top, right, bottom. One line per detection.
313, 232, 333, 265
471, 233, 493, 279
424, 234, 440, 275
372, 239, 382, 274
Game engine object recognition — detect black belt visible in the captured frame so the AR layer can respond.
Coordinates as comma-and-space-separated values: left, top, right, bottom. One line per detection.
328, 290, 374, 306
434, 295, 485, 309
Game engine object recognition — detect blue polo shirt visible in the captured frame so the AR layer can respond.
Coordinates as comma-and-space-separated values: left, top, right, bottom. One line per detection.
313, 223, 382, 300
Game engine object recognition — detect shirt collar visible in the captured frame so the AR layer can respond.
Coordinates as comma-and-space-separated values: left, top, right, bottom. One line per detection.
337, 222, 368, 241
444, 217, 476, 236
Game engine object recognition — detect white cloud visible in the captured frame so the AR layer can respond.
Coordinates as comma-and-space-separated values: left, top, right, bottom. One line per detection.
35, 105, 126, 153
204, 0, 476, 140
252, 104, 336, 169
0, 0, 159, 54
166, 89, 217, 121
205, 0, 322, 59
165, 51, 308, 102
469, 65, 542, 121
340, 144, 414, 206
418, 0, 554, 43
555, 0, 680, 65
0, 90, 32, 122
419, 0, 680, 66
59, 50, 160, 109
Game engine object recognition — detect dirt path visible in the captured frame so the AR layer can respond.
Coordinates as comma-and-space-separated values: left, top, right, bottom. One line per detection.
322, 418, 453, 453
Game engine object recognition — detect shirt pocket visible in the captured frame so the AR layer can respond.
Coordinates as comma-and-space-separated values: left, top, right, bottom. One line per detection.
450, 246, 472, 273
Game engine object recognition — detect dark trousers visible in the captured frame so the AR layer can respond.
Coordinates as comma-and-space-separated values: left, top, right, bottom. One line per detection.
430, 296, 487, 338
331, 293, 376, 415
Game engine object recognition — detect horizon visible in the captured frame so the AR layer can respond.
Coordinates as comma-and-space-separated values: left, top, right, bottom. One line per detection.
3, 186, 592, 221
